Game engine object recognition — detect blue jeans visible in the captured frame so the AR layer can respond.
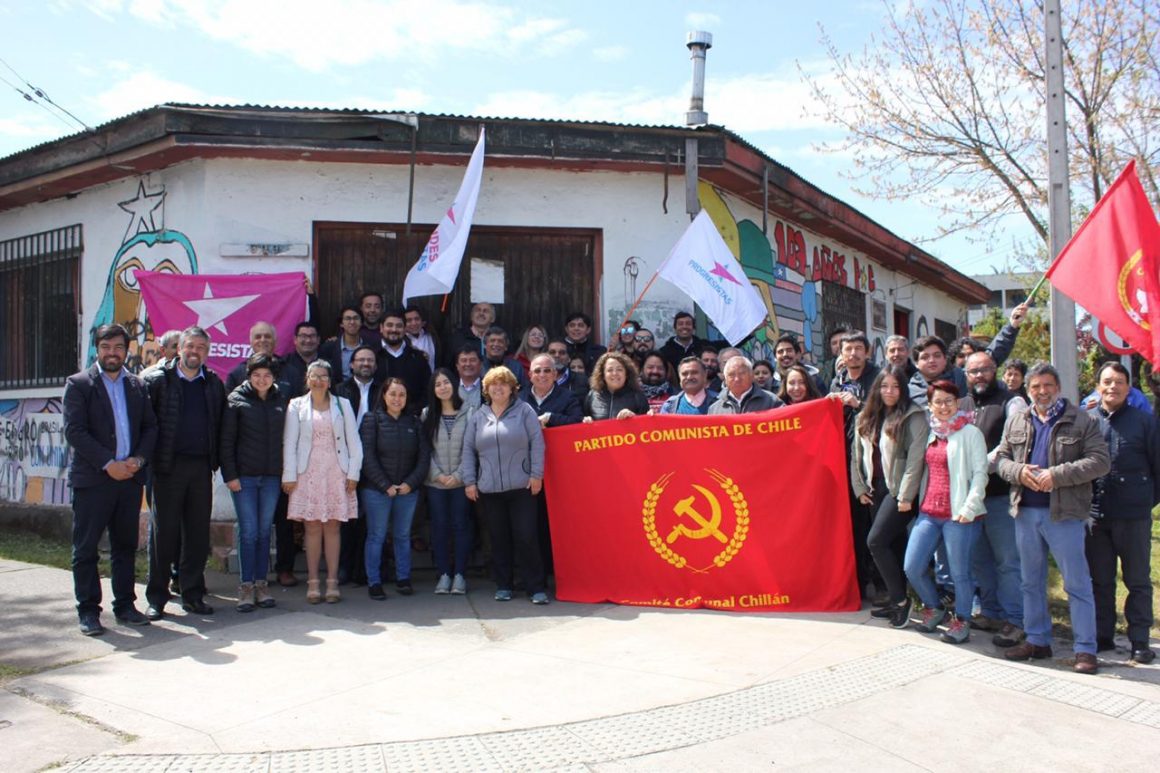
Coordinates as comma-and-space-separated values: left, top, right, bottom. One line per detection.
1015, 506, 1096, 654
972, 495, 1023, 625
230, 475, 281, 584
360, 488, 419, 585
427, 485, 473, 576
903, 513, 981, 619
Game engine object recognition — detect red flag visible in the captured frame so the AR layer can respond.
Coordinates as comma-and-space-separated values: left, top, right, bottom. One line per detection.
544, 399, 859, 613
1046, 160, 1160, 362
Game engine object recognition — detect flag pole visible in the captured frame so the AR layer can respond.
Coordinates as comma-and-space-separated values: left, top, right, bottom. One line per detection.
1027, 272, 1049, 306
614, 271, 662, 345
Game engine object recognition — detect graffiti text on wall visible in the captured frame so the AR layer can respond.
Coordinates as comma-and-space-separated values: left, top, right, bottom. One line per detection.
0, 398, 69, 505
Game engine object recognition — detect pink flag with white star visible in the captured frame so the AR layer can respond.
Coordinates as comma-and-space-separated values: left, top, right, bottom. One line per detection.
657, 210, 768, 345
135, 271, 307, 378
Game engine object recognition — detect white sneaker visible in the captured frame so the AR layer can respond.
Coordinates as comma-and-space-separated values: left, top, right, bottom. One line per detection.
434, 574, 452, 594
450, 573, 467, 595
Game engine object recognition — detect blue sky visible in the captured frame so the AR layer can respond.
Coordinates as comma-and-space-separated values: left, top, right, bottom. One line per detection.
0, 0, 1031, 276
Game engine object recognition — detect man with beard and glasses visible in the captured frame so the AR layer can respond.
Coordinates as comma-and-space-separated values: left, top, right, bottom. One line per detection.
547, 339, 587, 399
142, 326, 226, 619
639, 351, 676, 412
520, 353, 583, 428
334, 345, 383, 586
959, 351, 1028, 647
63, 324, 158, 636
660, 356, 717, 415
996, 363, 1109, 674
375, 308, 430, 413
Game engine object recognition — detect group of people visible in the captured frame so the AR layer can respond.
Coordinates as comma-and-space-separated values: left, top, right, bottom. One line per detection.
63, 299, 1156, 676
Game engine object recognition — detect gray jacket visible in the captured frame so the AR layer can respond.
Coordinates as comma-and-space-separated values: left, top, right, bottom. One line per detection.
850, 402, 928, 505
994, 400, 1110, 521
708, 386, 783, 415
423, 404, 474, 489
459, 400, 545, 493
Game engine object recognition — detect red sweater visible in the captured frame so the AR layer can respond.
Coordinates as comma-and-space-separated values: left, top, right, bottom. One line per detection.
920, 438, 953, 519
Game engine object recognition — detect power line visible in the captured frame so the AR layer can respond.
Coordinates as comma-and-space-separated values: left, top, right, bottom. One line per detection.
0, 70, 78, 131
0, 54, 93, 132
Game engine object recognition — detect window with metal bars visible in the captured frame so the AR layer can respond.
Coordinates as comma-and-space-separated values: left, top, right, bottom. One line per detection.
0, 225, 82, 389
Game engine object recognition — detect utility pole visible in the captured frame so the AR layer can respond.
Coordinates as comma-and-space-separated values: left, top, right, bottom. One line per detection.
1045, 0, 1078, 401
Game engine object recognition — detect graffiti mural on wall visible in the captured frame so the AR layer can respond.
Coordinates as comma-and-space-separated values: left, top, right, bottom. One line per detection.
88, 180, 198, 371
0, 398, 69, 505
697, 182, 869, 364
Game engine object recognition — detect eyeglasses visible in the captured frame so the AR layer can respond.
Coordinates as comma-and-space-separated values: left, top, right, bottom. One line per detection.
342, 315, 361, 322
620, 327, 636, 334
929, 398, 957, 407
634, 335, 654, 342
531, 368, 554, 374
966, 367, 995, 376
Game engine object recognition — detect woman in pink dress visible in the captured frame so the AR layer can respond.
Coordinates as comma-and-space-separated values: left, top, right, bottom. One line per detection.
282, 361, 362, 603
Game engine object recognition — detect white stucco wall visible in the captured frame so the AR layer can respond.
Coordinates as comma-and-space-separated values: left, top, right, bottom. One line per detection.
0, 154, 968, 508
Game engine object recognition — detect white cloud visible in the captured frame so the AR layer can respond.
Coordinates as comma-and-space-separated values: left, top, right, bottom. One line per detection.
685, 11, 720, 29
88, 0, 587, 72
471, 64, 840, 133
87, 71, 234, 120
593, 45, 628, 63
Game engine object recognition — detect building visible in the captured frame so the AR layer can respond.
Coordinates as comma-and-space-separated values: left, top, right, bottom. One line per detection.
0, 104, 987, 528
967, 271, 1038, 327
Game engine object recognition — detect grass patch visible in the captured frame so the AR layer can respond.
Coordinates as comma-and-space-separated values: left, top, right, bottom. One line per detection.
0, 662, 38, 685
0, 526, 148, 577
1048, 518, 1160, 639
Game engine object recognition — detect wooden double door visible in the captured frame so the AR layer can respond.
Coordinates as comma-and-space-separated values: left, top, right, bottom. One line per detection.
313, 222, 601, 356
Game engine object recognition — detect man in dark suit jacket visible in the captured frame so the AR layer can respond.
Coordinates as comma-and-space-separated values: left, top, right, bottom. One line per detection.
333, 345, 381, 585
63, 324, 158, 636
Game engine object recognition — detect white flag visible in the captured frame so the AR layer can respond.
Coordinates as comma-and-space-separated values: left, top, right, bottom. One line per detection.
656, 210, 768, 345
402, 127, 486, 304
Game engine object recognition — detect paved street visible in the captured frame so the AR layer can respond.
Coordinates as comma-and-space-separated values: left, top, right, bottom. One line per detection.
1, 557, 1157, 772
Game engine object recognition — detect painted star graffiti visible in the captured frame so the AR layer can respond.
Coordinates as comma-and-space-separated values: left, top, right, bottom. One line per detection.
117, 180, 166, 242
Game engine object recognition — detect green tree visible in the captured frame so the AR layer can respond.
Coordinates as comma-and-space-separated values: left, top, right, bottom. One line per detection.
972, 307, 1050, 367
805, 0, 1159, 247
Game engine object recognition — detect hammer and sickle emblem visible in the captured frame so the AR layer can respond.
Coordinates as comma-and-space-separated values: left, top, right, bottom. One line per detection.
666, 484, 728, 545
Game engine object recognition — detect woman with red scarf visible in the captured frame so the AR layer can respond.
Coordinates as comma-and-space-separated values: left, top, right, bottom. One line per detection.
902, 380, 988, 644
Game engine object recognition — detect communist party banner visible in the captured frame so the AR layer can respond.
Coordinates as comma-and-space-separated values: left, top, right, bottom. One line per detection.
135, 271, 307, 379
544, 398, 859, 613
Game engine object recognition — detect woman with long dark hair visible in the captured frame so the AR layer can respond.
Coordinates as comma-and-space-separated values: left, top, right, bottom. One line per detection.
422, 367, 475, 595
359, 377, 430, 600
776, 363, 823, 405
852, 365, 928, 627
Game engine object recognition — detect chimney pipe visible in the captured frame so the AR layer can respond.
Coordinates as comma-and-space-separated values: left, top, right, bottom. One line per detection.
686, 31, 713, 126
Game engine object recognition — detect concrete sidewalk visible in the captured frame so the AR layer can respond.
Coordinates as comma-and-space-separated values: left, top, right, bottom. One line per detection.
1, 558, 1157, 772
